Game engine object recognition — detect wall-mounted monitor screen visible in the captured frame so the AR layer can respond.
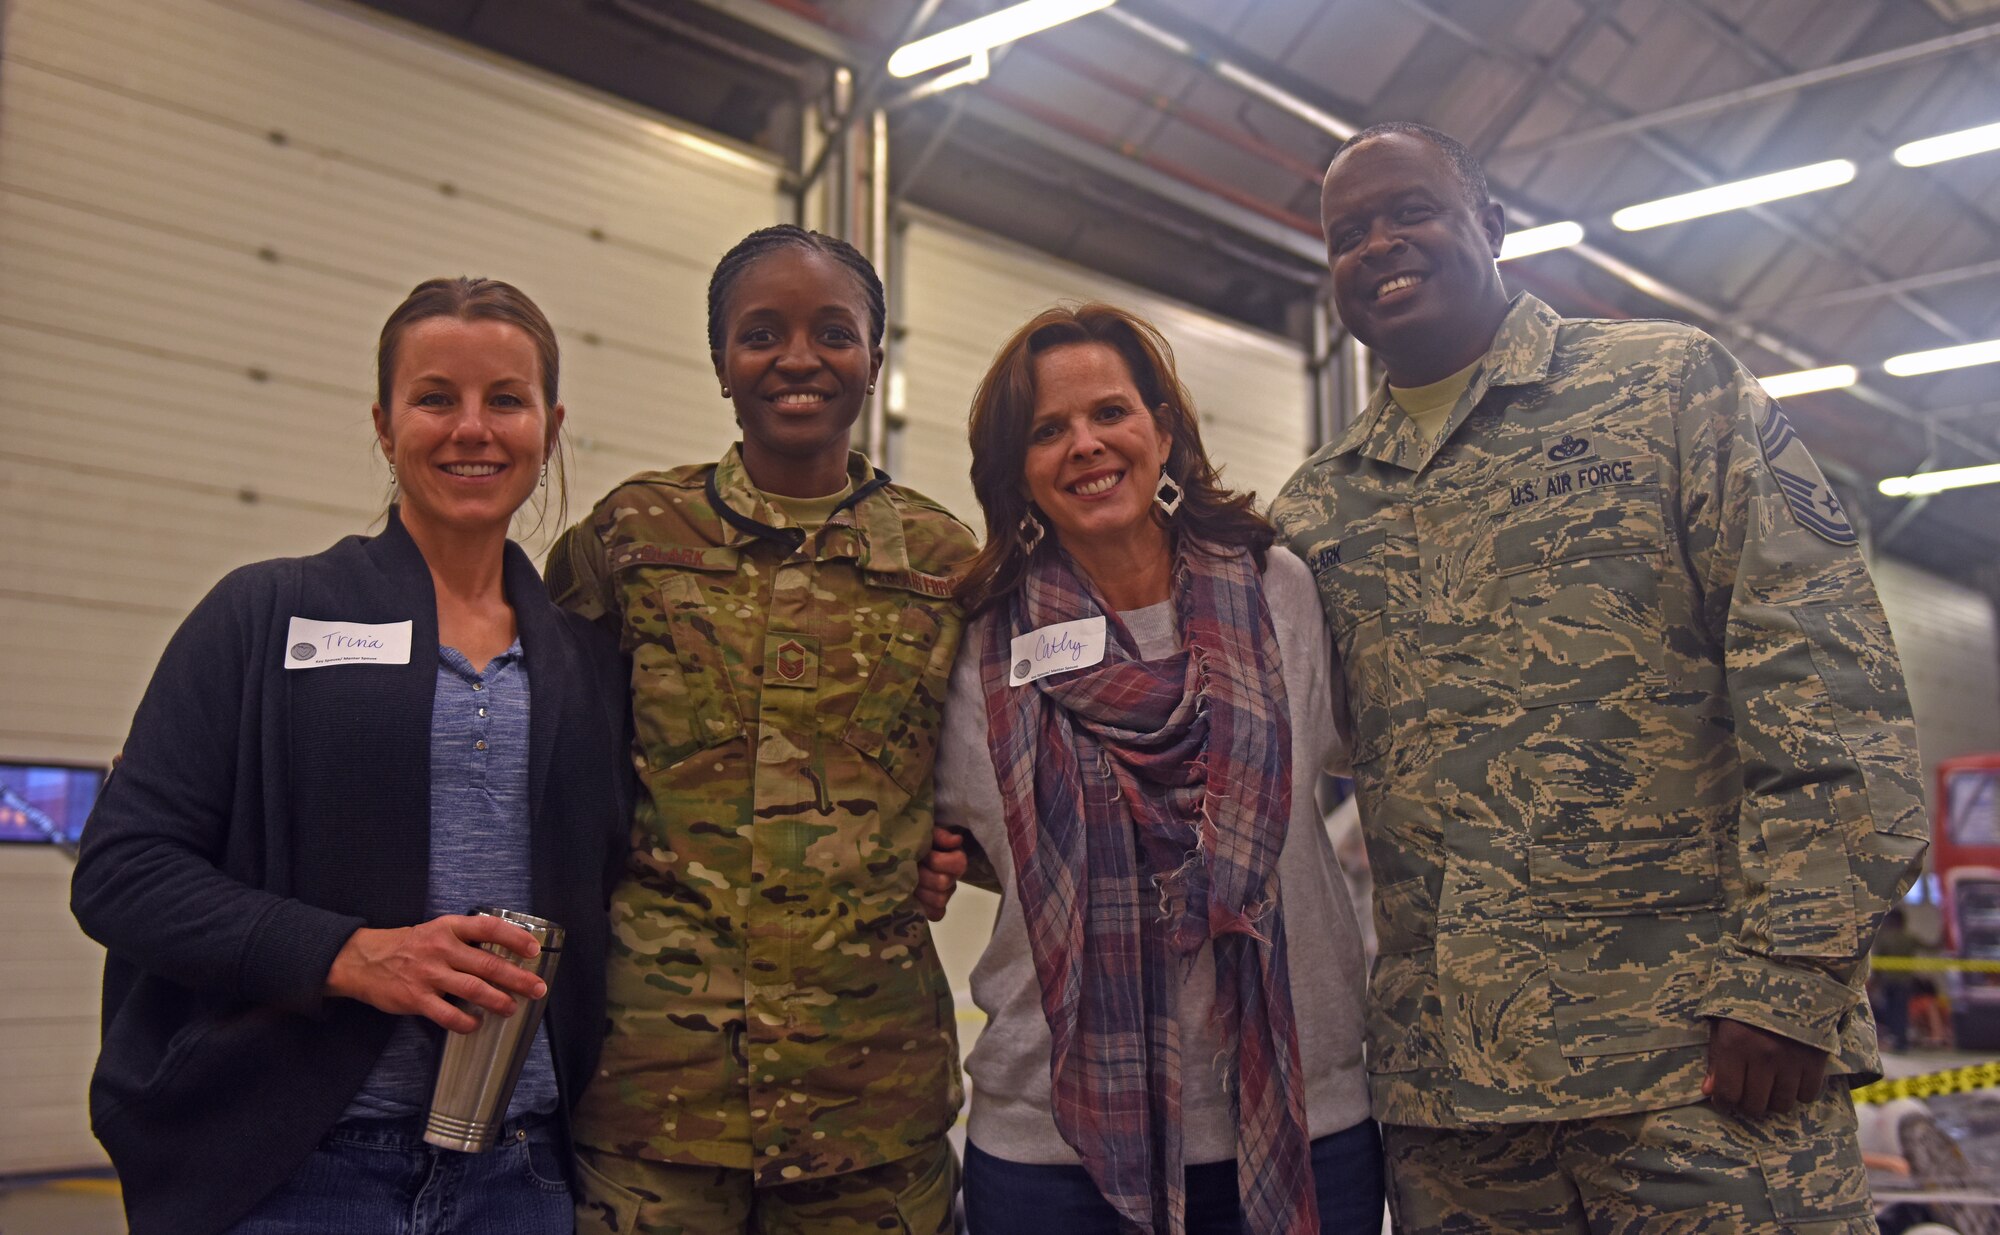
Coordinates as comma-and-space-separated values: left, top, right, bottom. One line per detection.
0, 763, 104, 845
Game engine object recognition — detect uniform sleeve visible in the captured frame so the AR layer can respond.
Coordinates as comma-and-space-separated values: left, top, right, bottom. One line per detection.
544, 510, 617, 630
1674, 333, 1928, 1054
71, 571, 365, 1008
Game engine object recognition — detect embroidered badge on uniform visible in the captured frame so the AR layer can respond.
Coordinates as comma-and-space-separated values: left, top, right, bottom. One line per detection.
775, 639, 809, 681
1757, 401, 1858, 546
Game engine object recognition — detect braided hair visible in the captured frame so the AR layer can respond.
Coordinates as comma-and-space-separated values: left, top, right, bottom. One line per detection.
706, 225, 887, 353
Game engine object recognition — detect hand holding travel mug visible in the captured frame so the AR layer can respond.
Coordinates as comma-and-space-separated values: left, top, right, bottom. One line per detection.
423, 907, 563, 1152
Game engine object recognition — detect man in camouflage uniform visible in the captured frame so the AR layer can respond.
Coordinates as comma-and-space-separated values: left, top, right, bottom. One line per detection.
1270, 122, 1927, 1232
547, 444, 976, 1233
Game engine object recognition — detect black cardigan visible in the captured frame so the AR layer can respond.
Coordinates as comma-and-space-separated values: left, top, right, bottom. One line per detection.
71, 509, 633, 1235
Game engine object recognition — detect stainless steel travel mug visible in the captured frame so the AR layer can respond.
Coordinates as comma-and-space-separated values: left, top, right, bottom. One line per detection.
423, 907, 563, 1152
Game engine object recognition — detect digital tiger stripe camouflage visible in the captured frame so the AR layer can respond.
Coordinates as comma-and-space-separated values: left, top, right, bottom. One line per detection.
1270, 294, 1927, 1132
547, 446, 976, 1186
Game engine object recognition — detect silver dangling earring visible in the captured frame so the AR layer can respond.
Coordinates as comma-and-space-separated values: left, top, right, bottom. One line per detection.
1018, 509, 1045, 554
387, 461, 397, 484
539, 462, 548, 488
1154, 472, 1184, 518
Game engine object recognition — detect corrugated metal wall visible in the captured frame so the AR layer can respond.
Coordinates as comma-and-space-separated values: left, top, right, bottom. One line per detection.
1874, 557, 2000, 789
0, 0, 782, 1174
895, 211, 1311, 532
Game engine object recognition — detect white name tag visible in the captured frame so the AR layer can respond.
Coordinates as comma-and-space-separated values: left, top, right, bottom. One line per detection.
283, 617, 413, 669
1009, 615, 1107, 686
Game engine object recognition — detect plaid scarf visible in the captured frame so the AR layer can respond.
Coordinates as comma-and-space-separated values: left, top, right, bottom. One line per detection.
981, 541, 1317, 1235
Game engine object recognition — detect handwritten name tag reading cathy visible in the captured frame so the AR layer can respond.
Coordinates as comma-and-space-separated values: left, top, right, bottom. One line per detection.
1009, 615, 1107, 686
283, 617, 413, 669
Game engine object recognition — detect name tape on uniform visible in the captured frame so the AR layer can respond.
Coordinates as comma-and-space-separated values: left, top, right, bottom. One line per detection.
1010, 616, 1107, 687
284, 617, 413, 669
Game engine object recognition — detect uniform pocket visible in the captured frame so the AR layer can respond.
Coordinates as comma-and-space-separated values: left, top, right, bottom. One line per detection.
628, 573, 742, 771
891, 1143, 958, 1235
844, 602, 950, 796
1752, 1099, 1873, 1227
1529, 835, 1720, 917
572, 1148, 643, 1235
1542, 911, 1719, 1057
1365, 949, 1446, 1075
1496, 477, 1667, 709
1317, 530, 1397, 764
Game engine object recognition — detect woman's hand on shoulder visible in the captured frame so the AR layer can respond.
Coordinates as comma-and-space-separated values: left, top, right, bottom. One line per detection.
324, 914, 548, 1033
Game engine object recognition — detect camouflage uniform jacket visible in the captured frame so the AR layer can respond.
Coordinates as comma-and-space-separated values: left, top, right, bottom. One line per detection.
1270, 294, 1927, 1129
546, 446, 977, 1182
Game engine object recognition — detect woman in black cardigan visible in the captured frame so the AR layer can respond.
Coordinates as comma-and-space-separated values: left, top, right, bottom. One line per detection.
71, 278, 632, 1235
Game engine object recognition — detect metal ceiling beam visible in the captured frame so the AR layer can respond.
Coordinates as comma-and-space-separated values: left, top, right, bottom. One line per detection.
678, 0, 1326, 266
679, 0, 859, 66
1726, 255, 2000, 323
1393, 0, 1978, 347
1104, 0, 1997, 474
1497, 18, 2000, 160
951, 94, 1328, 266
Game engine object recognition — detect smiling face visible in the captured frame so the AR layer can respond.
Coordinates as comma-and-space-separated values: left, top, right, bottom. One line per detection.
1320, 131, 1511, 385
373, 315, 561, 541
713, 246, 882, 496
1022, 342, 1174, 560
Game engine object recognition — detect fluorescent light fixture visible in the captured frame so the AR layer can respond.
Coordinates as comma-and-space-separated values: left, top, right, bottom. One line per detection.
1884, 338, 2000, 377
1879, 463, 2000, 497
888, 0, 1115, 78
1894, 120, 2000, 168
1611, 159, 1856, 231
1757, 365, 1857, 398
905, 48, 991, 99
1498, 221, 1584, 261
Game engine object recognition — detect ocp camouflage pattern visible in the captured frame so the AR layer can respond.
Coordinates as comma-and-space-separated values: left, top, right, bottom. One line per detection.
1270, 294, 1927, 1129
547, 446, 977, 1183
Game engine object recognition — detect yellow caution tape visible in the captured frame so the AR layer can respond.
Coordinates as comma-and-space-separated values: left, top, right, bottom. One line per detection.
1850, 1060, 2000, 1104
1872, 955, 2000, 974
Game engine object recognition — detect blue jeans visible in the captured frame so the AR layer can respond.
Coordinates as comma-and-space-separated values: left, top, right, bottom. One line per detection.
226, 1114, 571, 1235
963, 1118, 1385, 1235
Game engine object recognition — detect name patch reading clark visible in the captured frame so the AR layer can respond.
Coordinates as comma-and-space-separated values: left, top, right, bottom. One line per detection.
1010, 615, 1107, 686
282, 617, 414, 669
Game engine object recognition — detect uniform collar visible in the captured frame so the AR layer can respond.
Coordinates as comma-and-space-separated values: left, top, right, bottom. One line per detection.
1331, 292, 1562, 474
705, 444, 906, 571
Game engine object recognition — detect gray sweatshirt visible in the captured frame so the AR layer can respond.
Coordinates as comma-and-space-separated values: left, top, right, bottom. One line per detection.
934, 546, 1372, 1166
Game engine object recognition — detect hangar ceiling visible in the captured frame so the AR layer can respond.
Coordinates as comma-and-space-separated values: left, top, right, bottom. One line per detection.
356, 0, 2000, 577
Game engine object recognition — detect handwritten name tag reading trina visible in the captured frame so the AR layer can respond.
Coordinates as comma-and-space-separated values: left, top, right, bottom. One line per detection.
1009, 615, 1107, 686
283, 617, 414, 669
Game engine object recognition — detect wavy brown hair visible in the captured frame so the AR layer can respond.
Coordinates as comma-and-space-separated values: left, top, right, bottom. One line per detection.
954, 302, 1274, 614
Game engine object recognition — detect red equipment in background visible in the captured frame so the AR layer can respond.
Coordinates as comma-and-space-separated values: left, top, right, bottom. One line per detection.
1935, 754, 2000, 1050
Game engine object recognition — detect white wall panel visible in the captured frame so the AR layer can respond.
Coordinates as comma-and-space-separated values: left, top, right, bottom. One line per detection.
0, 0, 781, 1174
0, 846, 110, 1176
897, 212, 1311, 531
1874, 557, 2000, 797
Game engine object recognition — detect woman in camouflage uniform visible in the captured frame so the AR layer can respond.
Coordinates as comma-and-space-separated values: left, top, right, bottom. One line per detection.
548, 227, 977, 1235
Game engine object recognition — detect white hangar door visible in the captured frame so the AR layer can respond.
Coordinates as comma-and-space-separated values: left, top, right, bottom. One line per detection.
0, 0, 781, 1174
894, 211, 1312, 535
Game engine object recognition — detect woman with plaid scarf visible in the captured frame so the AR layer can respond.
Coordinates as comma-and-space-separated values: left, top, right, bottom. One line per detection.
935, 303, 1383, 1234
